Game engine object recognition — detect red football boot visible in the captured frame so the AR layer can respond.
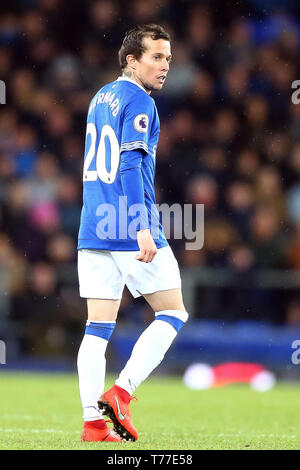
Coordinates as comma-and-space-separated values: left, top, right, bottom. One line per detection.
98, 385, 138, 441
81, 419, 124, 442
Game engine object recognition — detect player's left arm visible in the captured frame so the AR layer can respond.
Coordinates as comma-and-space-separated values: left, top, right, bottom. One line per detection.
119, 92, 157, 262
119, 149, 149, 231
120, 149, 157, 263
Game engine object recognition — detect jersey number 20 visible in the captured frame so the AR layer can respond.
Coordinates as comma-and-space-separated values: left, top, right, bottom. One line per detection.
83, 123, 120, 184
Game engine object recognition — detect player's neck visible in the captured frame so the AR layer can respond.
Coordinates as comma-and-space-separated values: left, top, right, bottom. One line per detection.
122, 71, 151, 95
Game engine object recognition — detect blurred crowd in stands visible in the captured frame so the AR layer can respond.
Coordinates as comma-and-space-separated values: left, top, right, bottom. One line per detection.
1, 0, 300, 356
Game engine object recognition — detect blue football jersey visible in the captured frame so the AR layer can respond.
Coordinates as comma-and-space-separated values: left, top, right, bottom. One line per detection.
78, 76, 168, 251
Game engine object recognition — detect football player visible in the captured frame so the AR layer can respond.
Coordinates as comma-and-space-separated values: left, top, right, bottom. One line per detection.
77, 24, 188, 442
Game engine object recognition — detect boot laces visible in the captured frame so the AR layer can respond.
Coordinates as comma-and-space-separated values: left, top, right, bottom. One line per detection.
130, 395, 138, 402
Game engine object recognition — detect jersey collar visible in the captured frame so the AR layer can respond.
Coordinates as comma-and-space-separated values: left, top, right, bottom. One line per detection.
117, 76, 148, 94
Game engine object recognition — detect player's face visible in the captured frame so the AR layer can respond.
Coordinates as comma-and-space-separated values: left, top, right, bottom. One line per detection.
133, 37, 171, 92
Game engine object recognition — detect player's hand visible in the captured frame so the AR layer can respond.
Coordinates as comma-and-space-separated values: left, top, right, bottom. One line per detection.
136, 229, 158, 263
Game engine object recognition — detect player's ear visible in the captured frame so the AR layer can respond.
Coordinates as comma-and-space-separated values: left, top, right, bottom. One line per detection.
126, 54, 137, 70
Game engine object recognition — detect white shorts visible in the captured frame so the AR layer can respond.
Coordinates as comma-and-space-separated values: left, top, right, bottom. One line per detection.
78, 245, 181, 300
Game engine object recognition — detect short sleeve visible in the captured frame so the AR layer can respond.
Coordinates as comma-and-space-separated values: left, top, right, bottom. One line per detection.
120, 92, 154, 155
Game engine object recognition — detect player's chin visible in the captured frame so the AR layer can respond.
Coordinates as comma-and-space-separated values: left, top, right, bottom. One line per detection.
146, 81, 165, 92
152, 82, 164, 90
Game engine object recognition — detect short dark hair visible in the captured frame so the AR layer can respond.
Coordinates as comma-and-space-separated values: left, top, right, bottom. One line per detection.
118, 24, 171, 70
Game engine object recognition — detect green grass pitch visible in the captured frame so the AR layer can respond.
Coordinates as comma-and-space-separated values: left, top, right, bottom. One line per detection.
0, 372, 299, 450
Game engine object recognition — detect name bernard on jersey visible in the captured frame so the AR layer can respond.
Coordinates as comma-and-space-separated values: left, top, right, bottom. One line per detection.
88, 91, 120, 117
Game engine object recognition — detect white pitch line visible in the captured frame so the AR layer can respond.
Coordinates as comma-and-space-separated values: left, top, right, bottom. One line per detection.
1, 414, 36, 420
0, 429, 298, 439
0, 428, 78, 434
158, 432, 298, 439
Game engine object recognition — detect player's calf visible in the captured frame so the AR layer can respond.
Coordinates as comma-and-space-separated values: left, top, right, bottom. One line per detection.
114, 309, 188, 394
